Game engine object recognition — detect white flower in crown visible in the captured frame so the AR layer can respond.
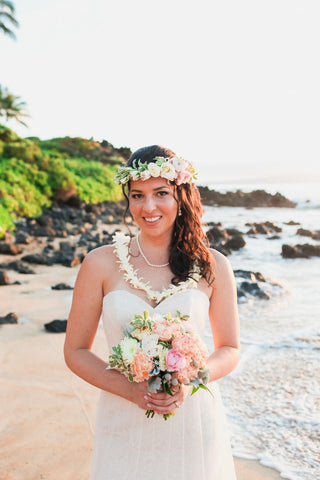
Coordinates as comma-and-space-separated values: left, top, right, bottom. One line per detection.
140, 170, 151, 181
169, 156, 188, 172
160, 162, 176, 181
130, 170, 140, 181
147, 162, 162, 177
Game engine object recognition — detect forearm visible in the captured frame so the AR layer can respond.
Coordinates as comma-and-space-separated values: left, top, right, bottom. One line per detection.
64, 347, 134, 402
207, 345, 240, 382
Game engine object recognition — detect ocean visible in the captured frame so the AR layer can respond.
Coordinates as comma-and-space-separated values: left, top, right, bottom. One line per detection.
201, 182, 320, 480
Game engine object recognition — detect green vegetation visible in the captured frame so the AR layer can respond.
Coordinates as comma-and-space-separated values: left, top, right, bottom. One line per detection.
0, 85, 29, 126
0, 0, 19, 40
0, 125, 127, 238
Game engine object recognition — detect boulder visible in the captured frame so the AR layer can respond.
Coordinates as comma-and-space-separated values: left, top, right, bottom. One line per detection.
224, 235, 246, 251
206, 226, 228, 242
281, 244, 320, 259
0, 312, 18, 324
21, 253, 53, 265
15, 232, 32, 244
0, 270, 10, 285
0, 243, 23, 255
296, 228, 320, 240
51, 283, 73, 290
238, 281, 271, 300
284, 220, 300, 226
44, 319, 67, 333
234, 270, 266, 282
0, 260, 35, 274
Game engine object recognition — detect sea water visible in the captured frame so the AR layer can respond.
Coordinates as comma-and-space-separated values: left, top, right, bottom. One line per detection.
201, 183, 320, 480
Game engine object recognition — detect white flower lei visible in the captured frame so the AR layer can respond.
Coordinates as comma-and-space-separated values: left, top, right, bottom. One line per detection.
113, 232, 201, 304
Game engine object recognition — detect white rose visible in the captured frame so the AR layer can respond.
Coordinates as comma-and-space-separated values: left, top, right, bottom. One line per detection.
148, 162, 161, 177
132, 327, 151, 341
160, 162, 176, 181
140, 170, 151, 181
169, 156, 188, 172
130, 170, 140, 181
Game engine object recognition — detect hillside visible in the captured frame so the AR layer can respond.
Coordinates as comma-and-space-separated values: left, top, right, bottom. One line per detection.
0, 126, 129, 237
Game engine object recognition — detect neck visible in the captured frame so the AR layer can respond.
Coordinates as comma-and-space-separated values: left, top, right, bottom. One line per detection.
137, 232, 171, 266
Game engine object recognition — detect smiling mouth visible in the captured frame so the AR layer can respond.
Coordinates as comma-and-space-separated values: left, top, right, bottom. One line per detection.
144, 216, 161, 223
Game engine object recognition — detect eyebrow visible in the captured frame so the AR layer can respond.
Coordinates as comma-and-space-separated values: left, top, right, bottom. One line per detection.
130, 186, 171, 193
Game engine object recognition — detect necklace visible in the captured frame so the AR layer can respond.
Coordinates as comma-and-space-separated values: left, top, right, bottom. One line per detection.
113, 232, 201, 304
136, 235, 169, 268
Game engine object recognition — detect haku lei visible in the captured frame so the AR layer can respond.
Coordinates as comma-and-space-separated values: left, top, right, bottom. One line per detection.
113, 232, 201, 304
114, 156, 198, 186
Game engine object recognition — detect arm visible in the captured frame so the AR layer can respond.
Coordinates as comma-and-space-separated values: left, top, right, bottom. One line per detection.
64, 247, 139, 403
206, 249, 240, 382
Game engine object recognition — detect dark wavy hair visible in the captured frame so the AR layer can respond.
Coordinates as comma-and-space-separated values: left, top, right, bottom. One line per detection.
122, 145, 213, 285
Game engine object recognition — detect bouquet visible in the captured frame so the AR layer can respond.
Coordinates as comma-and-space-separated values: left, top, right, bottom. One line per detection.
108, 309, 212, 420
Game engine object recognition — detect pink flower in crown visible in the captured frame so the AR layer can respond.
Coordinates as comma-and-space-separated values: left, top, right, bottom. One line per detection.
130, 350, 153, 382
174, 363, 199, 384
151, 318, 181, 341
169, 157, 189, 172
175, 170, 192, 185
166, 349, 187, 372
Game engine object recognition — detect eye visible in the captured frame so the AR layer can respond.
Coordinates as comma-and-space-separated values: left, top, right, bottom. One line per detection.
130, 193, 143, 200
157, 190, 169, 197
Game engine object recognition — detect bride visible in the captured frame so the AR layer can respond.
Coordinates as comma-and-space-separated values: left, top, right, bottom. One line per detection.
64, 145, 240, 479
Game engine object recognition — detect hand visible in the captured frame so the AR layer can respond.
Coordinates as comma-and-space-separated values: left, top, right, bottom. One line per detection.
144, 384, 191, 415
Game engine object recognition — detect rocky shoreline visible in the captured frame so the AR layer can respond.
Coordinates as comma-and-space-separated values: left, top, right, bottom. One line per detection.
1, 188, 319, 328
198, 186, 297, 208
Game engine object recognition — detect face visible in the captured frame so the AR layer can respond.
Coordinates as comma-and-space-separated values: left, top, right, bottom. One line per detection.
128, 177, 178, 238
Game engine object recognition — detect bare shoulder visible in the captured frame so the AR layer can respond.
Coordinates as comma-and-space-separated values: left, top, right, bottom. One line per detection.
209, 248, 234, 283
84, 244, 115, 263
81, 245, 117, 278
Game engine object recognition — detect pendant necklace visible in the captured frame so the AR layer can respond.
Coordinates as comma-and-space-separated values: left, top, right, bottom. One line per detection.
136, 235, 169, 268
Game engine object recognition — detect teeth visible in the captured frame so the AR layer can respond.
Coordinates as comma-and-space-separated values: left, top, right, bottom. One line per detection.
145, 217, 160, 222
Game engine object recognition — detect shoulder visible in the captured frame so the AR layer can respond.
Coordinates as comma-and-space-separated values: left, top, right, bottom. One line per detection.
209, 248, 234, 285
80, 244, 117, 276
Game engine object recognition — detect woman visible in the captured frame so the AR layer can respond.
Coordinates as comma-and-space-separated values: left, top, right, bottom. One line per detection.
64, 145, 240, 480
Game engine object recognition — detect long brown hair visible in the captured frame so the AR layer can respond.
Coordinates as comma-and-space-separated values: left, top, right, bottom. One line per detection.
122, 145, 213, 285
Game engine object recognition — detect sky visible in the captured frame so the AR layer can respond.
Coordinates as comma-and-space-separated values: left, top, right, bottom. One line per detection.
1, 0, 320, 184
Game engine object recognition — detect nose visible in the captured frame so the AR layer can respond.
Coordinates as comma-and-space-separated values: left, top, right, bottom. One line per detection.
142, 194, 156, 213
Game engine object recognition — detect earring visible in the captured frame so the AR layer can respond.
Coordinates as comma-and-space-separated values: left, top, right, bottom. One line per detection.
178, 208, 182, 216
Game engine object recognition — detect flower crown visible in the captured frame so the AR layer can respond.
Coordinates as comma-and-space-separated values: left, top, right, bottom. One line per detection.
114, 156, 198, 186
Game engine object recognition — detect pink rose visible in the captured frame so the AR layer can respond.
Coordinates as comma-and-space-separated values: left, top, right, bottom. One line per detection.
166, 349, 186, 372
175, 171, 192, 185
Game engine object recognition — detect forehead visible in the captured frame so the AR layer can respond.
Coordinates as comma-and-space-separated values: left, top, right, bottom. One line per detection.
129, 177, 174, 192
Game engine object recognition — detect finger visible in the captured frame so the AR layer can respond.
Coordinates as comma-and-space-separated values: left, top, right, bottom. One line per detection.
146, 392, 173, 401
145, 396, 175, 407
147, 400, 180, 414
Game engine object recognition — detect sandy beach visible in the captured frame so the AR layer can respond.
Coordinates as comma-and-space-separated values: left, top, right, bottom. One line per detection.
0, 261, 283, 480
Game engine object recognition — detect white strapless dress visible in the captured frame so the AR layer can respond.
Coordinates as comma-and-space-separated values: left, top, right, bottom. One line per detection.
90, 289, 237, 480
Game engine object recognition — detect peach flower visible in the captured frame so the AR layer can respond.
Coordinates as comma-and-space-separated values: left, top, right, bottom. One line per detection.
130, 350, 153, 382
172, 333, 208, 368
151, 319, 181, 341
174, 363, 199, 384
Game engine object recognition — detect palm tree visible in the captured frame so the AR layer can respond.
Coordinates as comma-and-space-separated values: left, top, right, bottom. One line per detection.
0, 85, 29, 127
0, 0, 19, 40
